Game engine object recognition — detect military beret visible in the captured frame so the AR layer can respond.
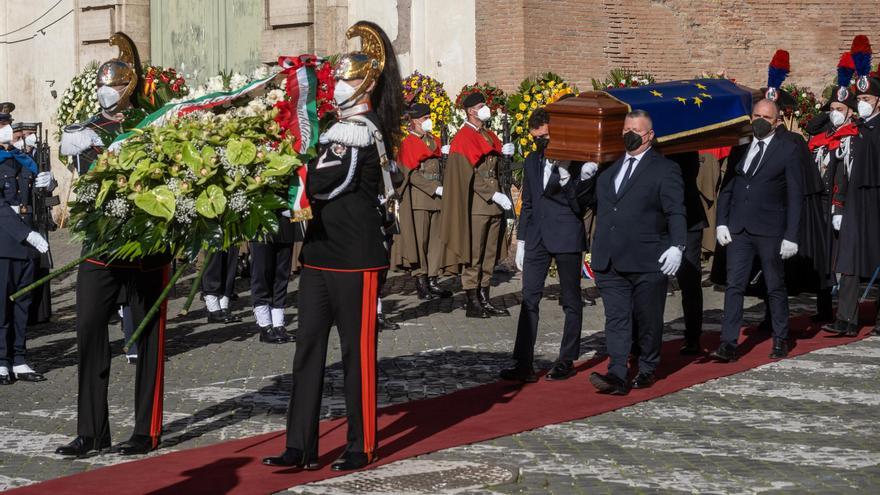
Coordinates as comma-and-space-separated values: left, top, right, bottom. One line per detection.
405, 103, 431, 119
461, 91, 486, 109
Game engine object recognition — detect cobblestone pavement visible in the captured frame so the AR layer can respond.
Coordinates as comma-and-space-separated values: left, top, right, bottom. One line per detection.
1, 229, 878, 494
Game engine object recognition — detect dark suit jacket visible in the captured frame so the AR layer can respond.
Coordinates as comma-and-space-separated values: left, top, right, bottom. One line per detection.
717, 132, 803, 241
591, 148, 687, 273
517, 152, 589, 253
667, 152, 709, 231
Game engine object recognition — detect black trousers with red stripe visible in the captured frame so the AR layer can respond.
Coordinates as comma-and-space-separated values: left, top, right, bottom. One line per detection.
74, 261, 168, 446
286, 266, 379, 461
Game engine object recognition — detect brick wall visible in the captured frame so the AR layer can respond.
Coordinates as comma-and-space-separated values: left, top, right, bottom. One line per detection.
477, 0, 879, 94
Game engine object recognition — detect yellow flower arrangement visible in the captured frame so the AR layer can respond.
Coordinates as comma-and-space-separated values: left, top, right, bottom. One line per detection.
506, 72, 577, 161
401, 71, 453, 136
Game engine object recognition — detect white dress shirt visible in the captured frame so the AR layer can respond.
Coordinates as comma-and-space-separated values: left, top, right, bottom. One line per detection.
743, 132, 775, 175
614, 147, 650, 192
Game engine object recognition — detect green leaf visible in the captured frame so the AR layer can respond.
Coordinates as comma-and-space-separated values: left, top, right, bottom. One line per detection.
134, 185, 176, 221
182, 142, 202, 171
195, 184, 227, 219
263, 152, 299, 177
201, 145, 217, 166
96, 179, 115, 207
226, 139, 257, 166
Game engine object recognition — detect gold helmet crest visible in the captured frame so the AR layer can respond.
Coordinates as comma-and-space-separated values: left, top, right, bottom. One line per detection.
96, 32, 141, 106
333, 22, 387, 106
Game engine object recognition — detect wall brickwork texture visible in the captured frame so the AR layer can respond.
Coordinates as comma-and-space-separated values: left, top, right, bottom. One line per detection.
476, 0, 879, 94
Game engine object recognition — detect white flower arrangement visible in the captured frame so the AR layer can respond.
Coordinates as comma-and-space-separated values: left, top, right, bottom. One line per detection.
56, 61, 101, 138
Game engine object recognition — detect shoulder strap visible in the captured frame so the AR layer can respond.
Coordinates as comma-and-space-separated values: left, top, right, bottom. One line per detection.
349, 115, 396, 199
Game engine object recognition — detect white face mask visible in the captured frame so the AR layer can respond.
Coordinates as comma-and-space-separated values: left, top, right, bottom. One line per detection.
12, 139, 23, 150
858, 99, 876, 119
97, 85, 122, 111
829, 110, 847, 127
0, 125, 12, 144
420, 118, 433, 133
476, 105, 492, 122
24, 134, 36, 147
333, 80, 358, 109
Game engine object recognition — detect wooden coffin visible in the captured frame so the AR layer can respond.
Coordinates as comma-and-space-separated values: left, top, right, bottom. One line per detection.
544, 85, 763, 163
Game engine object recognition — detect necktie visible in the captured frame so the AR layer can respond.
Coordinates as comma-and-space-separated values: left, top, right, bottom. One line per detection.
545, 164, 561, 194
747, 141, 765, 177
618, 157, 636, 193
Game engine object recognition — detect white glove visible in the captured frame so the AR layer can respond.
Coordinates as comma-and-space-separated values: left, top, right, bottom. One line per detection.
9, 205, 20, 214
60, 128, 103, 156
832, 214, 842, 231
716, 225, 732, 246
516, 241, 525, 271
26, 231, 48, 254
658, 246, 682, 276
501, 143, 515, 157
581, 162, 599, 180
491, 191, 512, 210
557, 165, 571, 181
35, 171, 52, 188
780, 239, 798, 260
441, 145, 450, 155
434, 186, 443, 197
281, 210, 292, 218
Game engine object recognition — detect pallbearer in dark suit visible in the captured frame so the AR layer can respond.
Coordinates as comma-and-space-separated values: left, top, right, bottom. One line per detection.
589, 110, 687, 395
712, 99, 803, 362
500, 108, 596, 383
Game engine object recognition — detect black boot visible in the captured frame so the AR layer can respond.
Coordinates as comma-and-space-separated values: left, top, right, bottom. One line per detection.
465, 289, 489, 318
415, 275, 437, 300
427, 277, 453, 298
479, 287, 510, 316
822, 319, 849, 335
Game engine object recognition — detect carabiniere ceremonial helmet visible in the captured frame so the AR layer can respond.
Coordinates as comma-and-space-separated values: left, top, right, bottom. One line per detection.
333, 22, 387, 106
96, 32, 142, 106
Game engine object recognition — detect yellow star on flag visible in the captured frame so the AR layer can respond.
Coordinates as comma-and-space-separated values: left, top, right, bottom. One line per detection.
692, 96, 704, 107
675, 97, 688, 104
695, 83, 708, 90
699, 92, 713, 99
650, 90, 663, 98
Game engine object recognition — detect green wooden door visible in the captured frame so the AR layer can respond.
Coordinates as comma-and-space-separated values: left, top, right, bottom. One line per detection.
150, 0, 263, 85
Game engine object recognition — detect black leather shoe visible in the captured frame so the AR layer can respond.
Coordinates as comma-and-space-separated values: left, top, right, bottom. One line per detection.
331, 452, 372, 471
631, 372, 656, 389
479, 287, 510, 316
207, 310, 227, 324
679, 340, 701, 356
13, 367, 46, 382
769, 339, 789, 359
545, 361, 575, 381
0, 373, 12, 385
222, 308, 242, 323
377, 313, 400, 330
710, 343, 738, 362
844, 323, 860, 337
589, 372, 630, 395
113, 435, 155, 455
55, 436, 111, 456
822, 320, 849, 335
415, 275, 439, 300
465, 289, 490, 318
259, 326, 288, 344
279, 326, 297, 342
499, 365, 538, 383
262, 447, 320, 470
427, 277, 453, 298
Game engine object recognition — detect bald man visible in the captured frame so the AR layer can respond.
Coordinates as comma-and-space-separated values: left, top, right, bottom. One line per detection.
712, 99, 804, 362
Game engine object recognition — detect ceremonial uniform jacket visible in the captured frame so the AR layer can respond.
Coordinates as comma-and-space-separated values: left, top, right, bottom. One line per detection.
837, 115, 880, 278
0, 151, 36, 260
301, 112, 389, 271
397, 133, 442, 211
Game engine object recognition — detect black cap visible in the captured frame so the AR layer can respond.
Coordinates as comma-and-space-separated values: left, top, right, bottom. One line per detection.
855, 77, 880, 97
822, 87, 859, 111
405, 103, 431, 119
0, 102, 14, 114
462, 91, 486, 109
18, 122, 38, 131
0, 113, 12, 123
11, 122, 23, 131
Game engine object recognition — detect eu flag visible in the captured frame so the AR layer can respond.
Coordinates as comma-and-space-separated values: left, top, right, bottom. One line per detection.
605, 79, 753, 143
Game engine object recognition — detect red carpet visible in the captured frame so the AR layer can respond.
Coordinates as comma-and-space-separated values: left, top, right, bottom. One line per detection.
10, 309, 876, 495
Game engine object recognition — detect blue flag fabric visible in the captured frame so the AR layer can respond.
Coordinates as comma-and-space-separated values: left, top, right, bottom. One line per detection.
605, 79, 753, 143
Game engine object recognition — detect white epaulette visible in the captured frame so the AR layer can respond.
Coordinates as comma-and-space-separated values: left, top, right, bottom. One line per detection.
319, 120, 374, 148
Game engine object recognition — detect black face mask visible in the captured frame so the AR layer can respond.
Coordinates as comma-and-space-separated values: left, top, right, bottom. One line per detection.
623, 131, 644, 152
752, 118, 773, 139
534, 135, 549, 152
